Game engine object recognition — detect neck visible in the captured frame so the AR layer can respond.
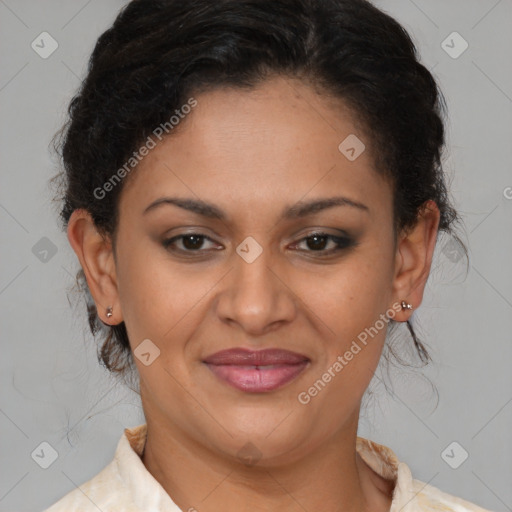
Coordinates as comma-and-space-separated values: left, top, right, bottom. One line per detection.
140, 415, 392, 512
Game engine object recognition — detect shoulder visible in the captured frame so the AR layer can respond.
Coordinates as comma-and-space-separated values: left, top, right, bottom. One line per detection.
43, 423, 181, 512
43, 460, 133, 512
409, 478, 495, 512
355, 436, 495, 512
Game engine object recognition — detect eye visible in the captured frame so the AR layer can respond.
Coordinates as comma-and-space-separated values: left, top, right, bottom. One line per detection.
162, 231, 355, 257
291, 232, 355, 255
162, 233, 220, 254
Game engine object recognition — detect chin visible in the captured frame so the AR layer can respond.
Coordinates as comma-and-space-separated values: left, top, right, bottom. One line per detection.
204, 409, 317, 467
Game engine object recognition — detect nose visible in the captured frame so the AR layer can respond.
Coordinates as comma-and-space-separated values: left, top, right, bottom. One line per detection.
214, 241, 297, 337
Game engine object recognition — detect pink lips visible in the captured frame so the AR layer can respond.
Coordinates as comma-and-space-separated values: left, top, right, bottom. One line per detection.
203, 348, 310, 393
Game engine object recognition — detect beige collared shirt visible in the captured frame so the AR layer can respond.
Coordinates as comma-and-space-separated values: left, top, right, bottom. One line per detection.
44, 423, 494, 512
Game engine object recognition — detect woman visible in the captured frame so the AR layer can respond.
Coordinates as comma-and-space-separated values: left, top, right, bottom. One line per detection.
45, 0, 493, 510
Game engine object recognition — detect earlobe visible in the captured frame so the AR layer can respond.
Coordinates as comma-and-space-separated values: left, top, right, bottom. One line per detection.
66, 209, 122, 325
390, 200, 440, 321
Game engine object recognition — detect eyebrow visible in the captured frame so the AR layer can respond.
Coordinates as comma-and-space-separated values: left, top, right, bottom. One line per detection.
143, 195, 369, 220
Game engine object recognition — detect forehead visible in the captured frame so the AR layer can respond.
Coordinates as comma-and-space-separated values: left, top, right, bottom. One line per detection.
118, 76, 392, 224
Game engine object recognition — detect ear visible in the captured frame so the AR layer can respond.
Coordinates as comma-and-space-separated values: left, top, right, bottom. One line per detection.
66, 209, 123, 325
390, 199, 440, 322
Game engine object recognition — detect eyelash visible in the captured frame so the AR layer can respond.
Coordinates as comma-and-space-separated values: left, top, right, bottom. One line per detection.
162, 232, 355, 257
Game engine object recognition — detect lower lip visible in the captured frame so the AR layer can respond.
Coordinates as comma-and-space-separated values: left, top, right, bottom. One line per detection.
205, 362, 309, 392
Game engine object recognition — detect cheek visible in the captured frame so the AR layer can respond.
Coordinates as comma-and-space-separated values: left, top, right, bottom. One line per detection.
304, 252, 393, 337
299, 246, 394, 390
115, 241, 215, 352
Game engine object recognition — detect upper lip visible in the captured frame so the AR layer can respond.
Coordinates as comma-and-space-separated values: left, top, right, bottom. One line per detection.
203, 348, 309, 366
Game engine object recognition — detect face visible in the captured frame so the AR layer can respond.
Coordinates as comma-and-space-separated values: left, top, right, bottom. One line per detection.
75, 75, 433, 466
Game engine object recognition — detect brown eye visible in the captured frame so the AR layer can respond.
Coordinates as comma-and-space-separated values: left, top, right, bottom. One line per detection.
293, 232, 354, 255
181, 234, 206, 250
162, 233, 218, 253
305, 233, 330, 251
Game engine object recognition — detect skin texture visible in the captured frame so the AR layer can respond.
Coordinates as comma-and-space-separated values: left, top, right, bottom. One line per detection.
67, 75, 440, 512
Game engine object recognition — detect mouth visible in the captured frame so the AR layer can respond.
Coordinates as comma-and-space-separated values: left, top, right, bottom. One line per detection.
202, 348, 310, 393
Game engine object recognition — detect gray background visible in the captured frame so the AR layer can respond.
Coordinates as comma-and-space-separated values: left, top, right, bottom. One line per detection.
1, 1, 511, 511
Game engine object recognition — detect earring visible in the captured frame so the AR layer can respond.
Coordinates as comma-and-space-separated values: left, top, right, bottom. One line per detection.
106, 306, 113, 318
400, 300, 413, 311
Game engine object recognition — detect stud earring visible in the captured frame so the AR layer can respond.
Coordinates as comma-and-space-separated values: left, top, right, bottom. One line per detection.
106, 306, 113, 318
400, 300, 413, 311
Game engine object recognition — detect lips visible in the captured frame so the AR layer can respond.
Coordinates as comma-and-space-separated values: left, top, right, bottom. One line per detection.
203, 348, 310, 393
